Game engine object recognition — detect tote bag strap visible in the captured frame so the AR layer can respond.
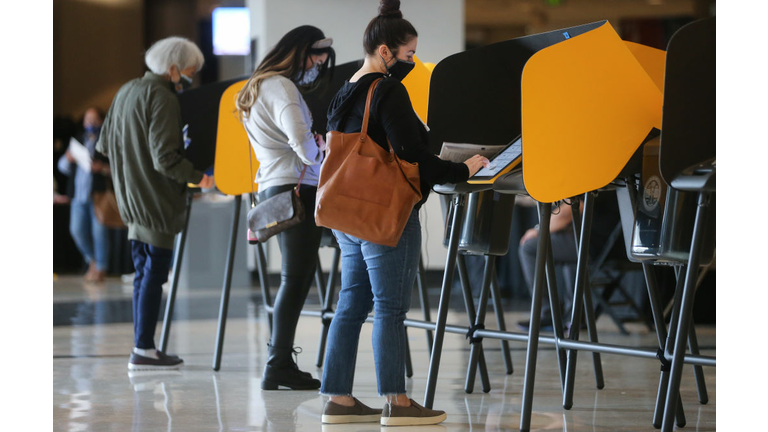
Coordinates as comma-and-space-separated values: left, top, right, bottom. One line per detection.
360, 78, 421, 197
360, 78, 382, 140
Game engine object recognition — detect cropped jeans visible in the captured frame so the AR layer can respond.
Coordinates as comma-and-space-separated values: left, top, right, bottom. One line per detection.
320, 210, 420, 396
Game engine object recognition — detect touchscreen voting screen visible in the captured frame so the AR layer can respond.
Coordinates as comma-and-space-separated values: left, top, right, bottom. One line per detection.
471, 136, 522, 181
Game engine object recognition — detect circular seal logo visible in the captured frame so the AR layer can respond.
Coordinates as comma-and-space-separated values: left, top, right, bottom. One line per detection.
642, 175, 662, 212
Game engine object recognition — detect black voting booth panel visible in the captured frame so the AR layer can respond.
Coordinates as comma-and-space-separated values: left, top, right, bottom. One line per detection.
178, 77, 247, 172
176, 59, 361, 171
427, 21, 604, 154
658, 18, 715, 190
304, 60, 362, 135
654, 17, 716, 432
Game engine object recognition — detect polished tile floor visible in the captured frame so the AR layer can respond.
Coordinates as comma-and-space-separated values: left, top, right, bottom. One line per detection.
53, 275, 715, 431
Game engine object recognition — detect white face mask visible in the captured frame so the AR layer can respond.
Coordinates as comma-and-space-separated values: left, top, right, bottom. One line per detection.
295, 64, 321, 86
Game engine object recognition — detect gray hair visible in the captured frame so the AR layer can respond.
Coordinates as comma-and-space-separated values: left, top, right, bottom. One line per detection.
144, 36, 205, 75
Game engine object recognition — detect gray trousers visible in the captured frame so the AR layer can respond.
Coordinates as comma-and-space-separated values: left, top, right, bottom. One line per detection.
519, 230, 578, 319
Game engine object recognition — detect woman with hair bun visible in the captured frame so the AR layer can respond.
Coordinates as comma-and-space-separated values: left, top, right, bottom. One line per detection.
319, 0, 489, 426
236, 25, 335, 391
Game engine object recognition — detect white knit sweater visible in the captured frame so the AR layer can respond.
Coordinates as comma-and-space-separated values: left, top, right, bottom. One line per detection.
243, 75, 323, 191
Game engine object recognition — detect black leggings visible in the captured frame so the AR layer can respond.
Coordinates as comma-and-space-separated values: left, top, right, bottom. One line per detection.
258, 184, 323, 349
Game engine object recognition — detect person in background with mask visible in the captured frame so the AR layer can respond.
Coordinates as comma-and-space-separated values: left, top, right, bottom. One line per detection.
97, 36, 214, 370
235, 25, 335, 391
319, 0, 488, 426
57, 107, 110, 282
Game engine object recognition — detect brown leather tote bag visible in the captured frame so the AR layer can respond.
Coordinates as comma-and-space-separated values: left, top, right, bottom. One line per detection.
315, 78, 421, 247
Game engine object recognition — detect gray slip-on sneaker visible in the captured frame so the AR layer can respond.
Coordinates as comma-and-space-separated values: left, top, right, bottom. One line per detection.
321, 398, 382, 424
381, 399, 447, 426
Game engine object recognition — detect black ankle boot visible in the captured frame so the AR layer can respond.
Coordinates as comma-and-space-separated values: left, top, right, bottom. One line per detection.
261, 345, 320, 390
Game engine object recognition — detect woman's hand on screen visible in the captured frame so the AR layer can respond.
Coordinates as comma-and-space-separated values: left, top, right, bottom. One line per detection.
463, 154, 490, 177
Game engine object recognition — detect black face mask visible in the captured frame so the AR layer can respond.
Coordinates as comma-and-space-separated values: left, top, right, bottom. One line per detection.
382, 54, 415, 81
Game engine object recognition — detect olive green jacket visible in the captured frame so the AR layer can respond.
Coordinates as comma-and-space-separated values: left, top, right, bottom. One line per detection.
97, 72, 203, 249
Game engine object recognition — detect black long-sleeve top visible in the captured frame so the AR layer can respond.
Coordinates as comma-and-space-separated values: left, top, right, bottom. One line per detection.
326, 72, 470, 210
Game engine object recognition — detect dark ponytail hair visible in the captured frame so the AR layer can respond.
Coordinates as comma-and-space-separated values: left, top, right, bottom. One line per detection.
363, 0, 418, 57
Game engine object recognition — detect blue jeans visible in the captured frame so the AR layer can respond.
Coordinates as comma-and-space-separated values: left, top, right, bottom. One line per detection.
131, 241, 174, 349
70, 200, 110, 271
321, 210, 421, 396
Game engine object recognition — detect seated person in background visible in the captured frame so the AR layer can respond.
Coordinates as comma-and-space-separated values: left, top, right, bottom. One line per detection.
517, 193, 622, 331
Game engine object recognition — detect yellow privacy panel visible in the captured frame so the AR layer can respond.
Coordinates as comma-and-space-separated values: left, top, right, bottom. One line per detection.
214, 80, 259, 196
521, 22, 663, 203
624, 41, 666, 94
401, 55, 432, 123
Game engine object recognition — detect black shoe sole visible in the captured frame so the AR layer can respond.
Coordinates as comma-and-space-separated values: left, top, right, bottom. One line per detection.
261, 378, 320, 391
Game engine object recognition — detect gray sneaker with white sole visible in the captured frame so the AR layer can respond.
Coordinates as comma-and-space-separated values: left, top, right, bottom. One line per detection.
381, 399, 447, 426
321, 398, 382, 424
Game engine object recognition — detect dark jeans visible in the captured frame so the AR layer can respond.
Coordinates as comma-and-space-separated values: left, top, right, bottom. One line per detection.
131, 240, 173, 349
258, 184, 323, 351
519, 230, 578, 319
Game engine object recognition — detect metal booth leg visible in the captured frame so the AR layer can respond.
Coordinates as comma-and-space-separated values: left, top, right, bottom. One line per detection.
213, 195, 242, 371
625, 179, 687, 428
688, 322, 709, 404
519, 201, 552, 432
568, 195, 605, 391
545, 242, 567, 389
316, 246, 341, 368
660, 192, 712, 432
642, 263, 687, 429
490, 272, 514, 375
159, 190, 193, 353
314, 255, 327, 306
416, 257, 434, 353
405, 327, 414, 378
672, 265, 709, 406
563, 192, 597, 410
424, 193, 466, 409
465, 255, 496, 394
457, 253, 491, 394
654, 264, 687, 428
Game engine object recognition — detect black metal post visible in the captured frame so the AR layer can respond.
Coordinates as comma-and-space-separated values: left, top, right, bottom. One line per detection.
660, 192, 711, 432
465, 256, 495, 393
416, 257, 434, 352
212, 195, 242, 371
545, 242, 567, 389
316, 246, 341, 368
654, 265, 687, 429
519, 201, 552, 432
563, 193, 595, 409
423, 193, 465, 408
159, 190, 193, 353
568, 196, 605, 391
490, 272, 513, 375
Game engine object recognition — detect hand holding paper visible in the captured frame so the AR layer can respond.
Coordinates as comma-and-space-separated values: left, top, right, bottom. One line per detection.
68, 138, 92, 173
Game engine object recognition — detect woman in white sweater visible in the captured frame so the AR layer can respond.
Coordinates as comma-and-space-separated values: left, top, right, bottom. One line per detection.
236, 25, 335, 390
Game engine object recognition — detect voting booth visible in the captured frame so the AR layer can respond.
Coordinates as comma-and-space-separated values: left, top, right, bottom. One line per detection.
419, 19, 716, 432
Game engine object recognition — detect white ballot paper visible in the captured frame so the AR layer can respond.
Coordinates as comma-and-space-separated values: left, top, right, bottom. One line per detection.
68, 138, 92, 173
439, 142, 506, 163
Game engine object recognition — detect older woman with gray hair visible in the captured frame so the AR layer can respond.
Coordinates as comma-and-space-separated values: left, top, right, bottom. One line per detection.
97, 36, 214, 370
